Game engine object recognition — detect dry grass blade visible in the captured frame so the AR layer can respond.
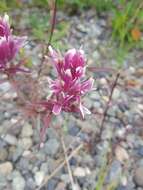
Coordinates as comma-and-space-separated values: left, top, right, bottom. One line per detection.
61, 136, 76, 190
37, 143, 83, 190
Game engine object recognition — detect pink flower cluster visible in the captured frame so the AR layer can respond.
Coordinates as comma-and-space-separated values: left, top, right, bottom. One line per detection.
48, 46, 94, 118
0, 14, 26, 73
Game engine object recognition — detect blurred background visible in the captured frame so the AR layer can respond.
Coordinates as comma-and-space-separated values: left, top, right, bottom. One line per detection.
1, 0, 143, 67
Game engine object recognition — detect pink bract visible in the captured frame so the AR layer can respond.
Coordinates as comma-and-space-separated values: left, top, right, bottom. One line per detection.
0, 14, 27, 73
48, 46, 94, 118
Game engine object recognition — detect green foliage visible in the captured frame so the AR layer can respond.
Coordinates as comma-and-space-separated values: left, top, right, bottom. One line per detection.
28, 12, 49, 41
111, 0, 143, 66
57, 0, 114, 14
111, 0, 143, 48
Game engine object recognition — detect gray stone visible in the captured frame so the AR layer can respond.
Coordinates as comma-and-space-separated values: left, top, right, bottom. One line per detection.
0, 148, 8, 161
61, 174, 71, 183
17, 158, 29, 171
133, 167, 143, 187
44, 139, 60, 156
40, 162, 49, 174
25, 178, 36, 190
12, 146, 24, 162
2, 134, 17, 145
106, 160, 122, 183
12, 173, 25, 190
137, 146, 143, 156
18, 137, 32, 150
0, 175, 7, 190
21, 123, 33, 137
47, 179, 58, 190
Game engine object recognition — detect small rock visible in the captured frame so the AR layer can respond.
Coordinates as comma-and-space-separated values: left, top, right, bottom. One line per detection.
17, 158, 29, 171
115, 146, 129, 163
18, 138, 32, 150
68, 125, 80, 136
134, 167, 143, 187
11, 146, 24, 162
55, 182, 66, 190
0, 148, 8, 161
61, 174, 70, 183
44, 139, 60, 156
12, 173, 25, 190
0, 175, 7, 189
0, 162, 13, 175
47, 179, 58, 190
21, 123, 33, 137
26, 178, 36, 190
106, 160, 122, 183
137, 146, 143, 156
2, 134, 17, 145
34, 171, 44, 186
73, 167, 90, 177
40, 162, 49, 174
112, 88, 121, 99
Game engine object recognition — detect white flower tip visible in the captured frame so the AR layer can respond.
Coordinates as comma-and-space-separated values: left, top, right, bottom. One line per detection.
4, 13, 9, 23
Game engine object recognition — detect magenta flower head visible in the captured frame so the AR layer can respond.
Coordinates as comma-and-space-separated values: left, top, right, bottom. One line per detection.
0, 14, 27, 73
48, 46, 94, 118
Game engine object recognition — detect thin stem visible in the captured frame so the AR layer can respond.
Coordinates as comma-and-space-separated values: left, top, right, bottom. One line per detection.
99, 72, 120, 138
38, 0, 58, 77
61, 136, 76, 190
37, 143, 83, 190
48, 0, 58, 47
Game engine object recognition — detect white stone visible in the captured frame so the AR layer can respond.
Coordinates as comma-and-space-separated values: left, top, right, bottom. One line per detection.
73, 167, 90, 177
34, 171, 44, 186
112, 88, 120, 99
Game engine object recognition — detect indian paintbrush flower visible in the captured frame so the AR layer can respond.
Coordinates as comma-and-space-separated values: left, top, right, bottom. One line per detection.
48, 46, 94, 118
0, 14, 27, 73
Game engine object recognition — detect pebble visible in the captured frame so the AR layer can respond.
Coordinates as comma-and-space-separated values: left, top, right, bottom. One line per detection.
61, 174, 70, 183
26, 178, 36, 190
115, 146, 129, 163
12, 172, 26, 190
133, 167, 143, 187
55, 182, 66, 190
0, 148, 8, 161
44, 139, 60, 156
11, 146, 24, 162
106, 160, 122, 183
68, 125, 80, 136
34, 171, 44, 186
137, 146, 143, 156
0, 162, 13, 175
21, 122, 33, 137
18, 137, 32, 150
73, 167, 91, 177
47, 179, 58, 190
112, 88, 121, 100
2, 134, 17, 145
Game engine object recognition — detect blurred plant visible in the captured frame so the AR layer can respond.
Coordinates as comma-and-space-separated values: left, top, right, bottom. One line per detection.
111, 0, 143, 64
56, 0, 114, 14
0, 14, 28, 74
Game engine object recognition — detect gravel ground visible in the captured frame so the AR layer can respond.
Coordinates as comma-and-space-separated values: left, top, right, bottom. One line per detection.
0, 9, 143, 190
